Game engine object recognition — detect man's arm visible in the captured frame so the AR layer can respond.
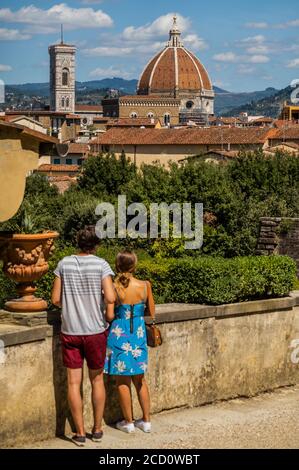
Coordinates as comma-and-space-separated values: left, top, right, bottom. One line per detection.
51, 276, 62, 308
102, 275, 116, 322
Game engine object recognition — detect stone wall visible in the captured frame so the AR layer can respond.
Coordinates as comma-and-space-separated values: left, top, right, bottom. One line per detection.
256, 217, 299, 275
1, 296, 299, 447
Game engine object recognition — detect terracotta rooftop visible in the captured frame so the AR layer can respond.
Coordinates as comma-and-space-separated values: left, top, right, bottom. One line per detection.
75, 105, 103, 113
68, 143, 90, 154
251, 117, 274, 123
106, 118, 159, 128
38, 164, 80, 173
0, 120, 58, 144
270, 125, 299, 140
93, 127, 270, 146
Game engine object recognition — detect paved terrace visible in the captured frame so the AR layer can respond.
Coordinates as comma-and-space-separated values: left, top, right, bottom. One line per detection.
15, 385, 299, 449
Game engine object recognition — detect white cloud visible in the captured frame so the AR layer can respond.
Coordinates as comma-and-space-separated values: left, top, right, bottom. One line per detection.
122, 13, 191, 41
83, 13, 208, 59
83, 46, 133, 57
183, 34, 208, 51
287, 58, 299, 68
0, 3, 113, 32
213, 50, 270, 66
0, 28, 31, 40
241, 35, 265, 44
89, 66, 135, 80
237, 65, 255, 75
247, 54, 270, 63
81, 0, 103, 4
0, 64, 12, 72
213, 52, 238, 63
246, 22, 268, 29
121, 13, 207, 51
246, 45, 269, 54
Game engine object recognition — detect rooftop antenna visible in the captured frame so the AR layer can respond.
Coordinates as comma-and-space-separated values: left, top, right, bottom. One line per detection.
61, 24, 64, 44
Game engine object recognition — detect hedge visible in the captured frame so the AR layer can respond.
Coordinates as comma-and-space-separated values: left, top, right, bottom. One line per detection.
136, 255, 297, 305
0, 254, 296, 308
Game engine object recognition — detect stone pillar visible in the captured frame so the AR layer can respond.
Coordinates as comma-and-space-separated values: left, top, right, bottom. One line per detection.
256, 217, 299, 276
256, 217, 281, 256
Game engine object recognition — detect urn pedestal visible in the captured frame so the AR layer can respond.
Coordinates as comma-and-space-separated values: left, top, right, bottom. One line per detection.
0, 232, 59, 313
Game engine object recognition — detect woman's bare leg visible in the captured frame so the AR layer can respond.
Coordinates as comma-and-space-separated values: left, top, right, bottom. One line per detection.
132, 374, 150, 422
116, 376, 133, 423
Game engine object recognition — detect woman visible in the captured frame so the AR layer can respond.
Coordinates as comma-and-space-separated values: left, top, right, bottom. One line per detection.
104, 250, 155, 434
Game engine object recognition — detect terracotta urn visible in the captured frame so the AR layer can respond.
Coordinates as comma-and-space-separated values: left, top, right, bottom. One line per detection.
0, 231, 59, 313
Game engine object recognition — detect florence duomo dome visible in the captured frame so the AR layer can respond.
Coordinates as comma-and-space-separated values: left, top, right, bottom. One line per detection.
137, 15, 214, 121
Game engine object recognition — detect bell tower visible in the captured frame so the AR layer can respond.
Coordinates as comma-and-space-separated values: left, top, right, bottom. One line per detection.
49, 27, 76, 113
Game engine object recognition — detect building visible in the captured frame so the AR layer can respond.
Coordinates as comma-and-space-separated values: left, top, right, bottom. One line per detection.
91, 127, 270, 166
280, 103, 299, 122
102, 16, 214, 126
74, 104, 103, 128
1, 115, 48, 134
0, 120, 58, 221
49, 37, 76, 113
4, 110, 80, 142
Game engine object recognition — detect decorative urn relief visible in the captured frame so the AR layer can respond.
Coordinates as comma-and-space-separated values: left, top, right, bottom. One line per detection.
0, 232, 59, 313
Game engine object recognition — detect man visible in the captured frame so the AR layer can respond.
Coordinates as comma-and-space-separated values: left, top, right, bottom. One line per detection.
51, 227, 115, 446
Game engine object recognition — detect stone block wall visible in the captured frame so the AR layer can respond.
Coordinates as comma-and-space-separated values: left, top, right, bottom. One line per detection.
256, 217, 299, 275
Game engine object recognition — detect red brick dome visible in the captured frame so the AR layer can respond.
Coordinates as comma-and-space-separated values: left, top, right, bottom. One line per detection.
137, 16, 213, 97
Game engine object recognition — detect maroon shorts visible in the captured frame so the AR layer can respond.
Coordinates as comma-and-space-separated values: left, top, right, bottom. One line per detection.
60, 330, 108, 370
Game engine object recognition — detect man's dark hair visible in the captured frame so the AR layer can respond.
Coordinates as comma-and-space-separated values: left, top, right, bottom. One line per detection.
77, 227, 99, 253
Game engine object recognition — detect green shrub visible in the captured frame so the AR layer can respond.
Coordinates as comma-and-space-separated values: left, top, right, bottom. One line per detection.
167, 255, 296, 305
138, 255, 296, 305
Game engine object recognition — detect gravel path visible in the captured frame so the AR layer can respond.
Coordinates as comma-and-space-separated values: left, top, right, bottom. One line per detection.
17, 385, 299, 449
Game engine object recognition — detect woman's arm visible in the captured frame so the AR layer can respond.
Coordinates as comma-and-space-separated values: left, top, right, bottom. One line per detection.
105, 302, 115, 322
51, 276, 62, 308
145, 281, 155, 319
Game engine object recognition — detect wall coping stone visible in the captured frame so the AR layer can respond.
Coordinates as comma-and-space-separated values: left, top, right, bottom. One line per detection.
0, 294, 297, 347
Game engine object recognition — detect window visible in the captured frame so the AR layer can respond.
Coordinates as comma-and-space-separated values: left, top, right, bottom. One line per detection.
164, 113, 171, 126
62, 68, 69, 86
61, 98, 65, 108
147, 112, 155, 119
66, 158, 73, 165
77, 159, 83, 166
130, 112, 138, 118
186, 101, 194, 109
54, 158, 61, 165
66, 97, 70, 108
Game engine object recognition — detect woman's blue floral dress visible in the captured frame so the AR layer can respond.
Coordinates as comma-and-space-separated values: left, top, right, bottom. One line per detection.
104, 302, 148, 376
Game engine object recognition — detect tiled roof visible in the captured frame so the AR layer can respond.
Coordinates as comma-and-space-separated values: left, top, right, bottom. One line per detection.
75, 105, 103, 112
0, 120, 58, 143
93, 127, 270, 146
106, 118, 159, 128
251, 117, 274, 123
68, 143, 90, 154
270, 125, 299, 140
38, 164, 80, 172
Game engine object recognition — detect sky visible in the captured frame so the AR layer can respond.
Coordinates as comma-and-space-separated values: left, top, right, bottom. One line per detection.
0, 0, 299, 92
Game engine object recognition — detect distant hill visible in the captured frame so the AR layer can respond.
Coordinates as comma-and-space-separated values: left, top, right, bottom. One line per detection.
6, 78, 138, 98
4, 79, 283, 116
214, 87, 279, 116
222, 86, 291, 118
